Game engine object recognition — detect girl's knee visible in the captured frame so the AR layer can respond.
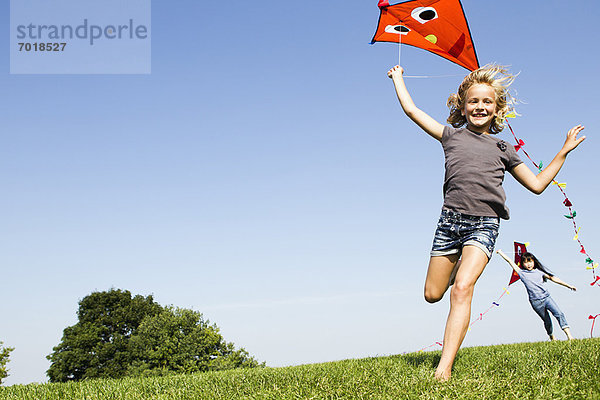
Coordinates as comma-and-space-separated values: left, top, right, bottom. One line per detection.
424, 286, 445, 303
424, 292, 443, 304
450, 281, 474, 303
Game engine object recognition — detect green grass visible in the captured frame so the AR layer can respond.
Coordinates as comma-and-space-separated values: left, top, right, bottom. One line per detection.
2, 339, 599, 399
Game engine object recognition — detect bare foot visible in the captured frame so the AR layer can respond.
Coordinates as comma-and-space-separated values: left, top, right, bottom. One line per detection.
563, 328, 574, 340
435, 368, 451, 382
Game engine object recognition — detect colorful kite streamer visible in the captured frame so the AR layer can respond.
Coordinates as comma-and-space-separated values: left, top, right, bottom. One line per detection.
505, 120, 598, 286
417, 286, 511, 353
417, 238, 597, 351
589, 314, 600, 338
505, 119, 598, 336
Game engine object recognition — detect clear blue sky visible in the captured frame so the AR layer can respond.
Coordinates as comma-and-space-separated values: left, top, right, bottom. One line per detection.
2, 0, 599, 385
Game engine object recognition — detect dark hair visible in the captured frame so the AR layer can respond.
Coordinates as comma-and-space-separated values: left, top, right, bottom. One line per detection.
521, 252, 553, 277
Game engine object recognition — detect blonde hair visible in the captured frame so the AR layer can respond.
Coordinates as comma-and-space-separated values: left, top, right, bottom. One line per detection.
446, 64, 517, 134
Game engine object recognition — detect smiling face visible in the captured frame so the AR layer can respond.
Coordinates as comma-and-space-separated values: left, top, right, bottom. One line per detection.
522, 257, 535, 271
461, 83, 497, 133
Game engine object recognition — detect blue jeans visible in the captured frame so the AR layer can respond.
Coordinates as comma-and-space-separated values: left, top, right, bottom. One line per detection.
430, 209, 500, 259
529, 295, 569, 335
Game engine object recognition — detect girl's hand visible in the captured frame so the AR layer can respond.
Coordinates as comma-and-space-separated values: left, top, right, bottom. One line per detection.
570, 286, 577, 291
387, 65, 404, 79
562, 125, 586, 154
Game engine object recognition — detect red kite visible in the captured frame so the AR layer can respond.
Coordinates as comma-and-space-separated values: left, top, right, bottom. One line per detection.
508, 242, 527, 285
508, 241, 554, 285
371, 0, 479, 71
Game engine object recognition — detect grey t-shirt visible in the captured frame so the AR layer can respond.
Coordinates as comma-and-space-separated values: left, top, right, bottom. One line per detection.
518, 268, 550, 301
441, 126, 523, 219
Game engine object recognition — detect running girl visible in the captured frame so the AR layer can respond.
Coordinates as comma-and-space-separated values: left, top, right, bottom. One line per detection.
387, 64, 585, 380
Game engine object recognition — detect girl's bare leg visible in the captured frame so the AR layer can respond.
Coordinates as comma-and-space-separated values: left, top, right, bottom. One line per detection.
563, 327, 574, 340
434, 245, 489, 381
424, 254, 460, 303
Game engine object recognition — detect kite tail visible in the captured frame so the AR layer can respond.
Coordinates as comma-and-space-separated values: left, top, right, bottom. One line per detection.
506, 121, 598, 285
417, 287, 510, 353
506, 120, 599, 337
590, 314, 600, 338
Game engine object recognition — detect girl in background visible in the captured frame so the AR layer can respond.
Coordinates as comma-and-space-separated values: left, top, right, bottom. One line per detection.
497, 250, 576, 341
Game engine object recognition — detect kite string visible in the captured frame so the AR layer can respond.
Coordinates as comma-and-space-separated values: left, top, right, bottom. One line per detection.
590, 314, 600, 338
416, 287, 510, 353
415, 247, 600, 352
417, 271, 600, 352
506, 120, 599, 338
398, 30, 402, 69
403, 74, 465, 79
505, 121, 598, 284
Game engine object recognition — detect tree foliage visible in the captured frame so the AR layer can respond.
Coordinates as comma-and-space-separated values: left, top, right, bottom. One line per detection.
47, 289, 262, 382
0, 341, 14, 385
127, 307, 261, 376
47, 289, 163, 382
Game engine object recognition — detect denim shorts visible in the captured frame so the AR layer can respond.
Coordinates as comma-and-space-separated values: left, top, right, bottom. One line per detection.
430, 209, 500, 259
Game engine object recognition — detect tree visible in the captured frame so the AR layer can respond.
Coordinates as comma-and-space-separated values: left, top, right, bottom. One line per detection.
47, 289, 263, 382
0, 341, 14, 385
127, 307, 262, 376
47, 289, 163, 382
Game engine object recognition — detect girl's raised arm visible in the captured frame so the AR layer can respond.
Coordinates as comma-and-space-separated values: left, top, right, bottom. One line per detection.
546, 275, 577, 291
510, 125, 586, 194
388, 66, 445, 141
496, 250, 520, 274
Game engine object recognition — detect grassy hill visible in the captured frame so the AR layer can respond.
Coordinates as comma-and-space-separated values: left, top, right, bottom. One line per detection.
1, 338, 599, 399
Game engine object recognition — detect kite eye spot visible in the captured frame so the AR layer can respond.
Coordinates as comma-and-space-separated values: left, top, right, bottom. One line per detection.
425, 34, 437, 44
385, 24, 410, 35
411, 7, 438, 24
